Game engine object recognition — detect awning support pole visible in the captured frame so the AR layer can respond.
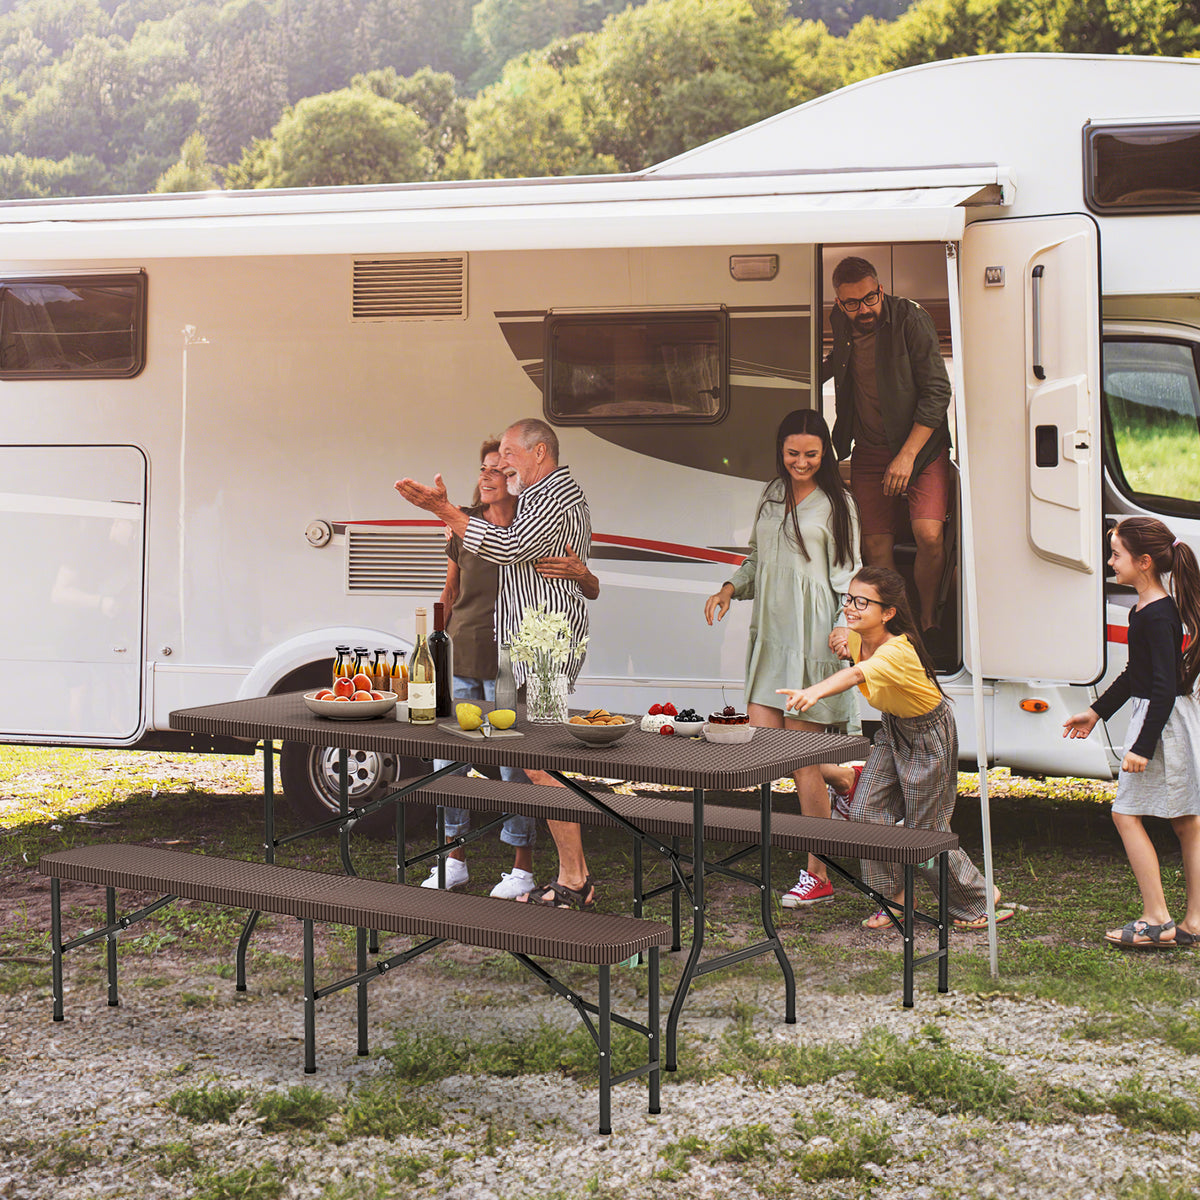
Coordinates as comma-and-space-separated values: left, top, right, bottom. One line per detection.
945, 241, 999, 978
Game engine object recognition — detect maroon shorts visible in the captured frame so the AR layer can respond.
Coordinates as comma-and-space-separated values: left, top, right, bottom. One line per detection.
850, 443, 951, 537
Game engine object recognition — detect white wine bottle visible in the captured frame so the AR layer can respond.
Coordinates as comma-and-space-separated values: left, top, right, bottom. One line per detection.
408, 607, 436, 725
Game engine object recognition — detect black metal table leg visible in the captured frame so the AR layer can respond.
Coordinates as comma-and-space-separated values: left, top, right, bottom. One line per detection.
51, 877, 63, 1022
106, 887, 118, 1007
648, 946, 661, 1114
356, 927, 368, 1055
599, 964, 612, 1136
237, 739, 273, 992
303, 919, 316, 1073
759, 781, 795, 1024
666, 786, 705, 1071
903, 863, 915, 1009
938, 851, 950, 992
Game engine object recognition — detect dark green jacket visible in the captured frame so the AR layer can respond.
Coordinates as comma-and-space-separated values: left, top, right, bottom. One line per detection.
822, 292, 952, 480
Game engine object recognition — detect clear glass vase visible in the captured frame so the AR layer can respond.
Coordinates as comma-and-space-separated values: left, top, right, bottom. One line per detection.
526, 670, 568, 724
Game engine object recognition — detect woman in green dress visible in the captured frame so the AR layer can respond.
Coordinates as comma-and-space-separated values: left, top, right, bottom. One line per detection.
704, 409, 861, 908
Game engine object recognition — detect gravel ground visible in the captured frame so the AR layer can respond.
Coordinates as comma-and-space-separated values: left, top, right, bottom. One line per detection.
2, 949, 1196, 1200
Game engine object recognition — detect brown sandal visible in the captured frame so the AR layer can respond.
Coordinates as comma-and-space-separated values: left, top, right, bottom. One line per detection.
524, 875, 596, 910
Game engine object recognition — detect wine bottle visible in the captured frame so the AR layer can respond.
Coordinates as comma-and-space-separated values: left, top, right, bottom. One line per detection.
429, 602, 454, 719
407, 608, 436, 724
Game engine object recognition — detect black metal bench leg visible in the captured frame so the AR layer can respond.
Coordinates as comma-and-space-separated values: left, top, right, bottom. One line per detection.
236, 911, 260, 992
436, 807, 447, 889
759, 781, 795, 1024
633, 837, 645, 965
396, 803, 406, 885
903, 864, 915, 1009
356, 927, 368, 1056
239, 739, 274, 993
666, 787, 704, 1071
939, 851, 950, 993
599, 964, 612, 1136
670, 837, 682, 952
648, 946, 661, 1115
303, 919, 316, 1074
106, 887, 119, 1007
51, 877, 63, 1022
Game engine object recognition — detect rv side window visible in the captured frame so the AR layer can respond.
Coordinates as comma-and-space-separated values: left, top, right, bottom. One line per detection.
1085, 123, 1200, 214
545, 310, 727, 424
1103, 337, 1200, 518
0, 272, 147, 379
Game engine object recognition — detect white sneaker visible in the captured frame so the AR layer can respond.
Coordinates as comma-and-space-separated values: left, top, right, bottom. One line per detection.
490, 868, 535, 900
420, 858, 468, 889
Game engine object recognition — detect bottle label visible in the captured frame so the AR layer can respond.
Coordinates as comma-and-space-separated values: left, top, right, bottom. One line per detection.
408, 682, 435, 720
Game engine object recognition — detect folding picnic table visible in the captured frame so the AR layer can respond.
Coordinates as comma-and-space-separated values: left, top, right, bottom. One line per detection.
170, 692, 870, 1068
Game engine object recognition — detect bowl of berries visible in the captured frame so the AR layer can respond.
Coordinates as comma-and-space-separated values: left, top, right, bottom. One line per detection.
668, 707, 706, 737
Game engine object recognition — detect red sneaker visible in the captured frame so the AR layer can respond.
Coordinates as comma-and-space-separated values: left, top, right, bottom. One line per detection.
781, 870, 834, 908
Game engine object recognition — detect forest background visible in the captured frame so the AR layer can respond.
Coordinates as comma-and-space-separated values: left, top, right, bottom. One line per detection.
0, 0, 1196, 200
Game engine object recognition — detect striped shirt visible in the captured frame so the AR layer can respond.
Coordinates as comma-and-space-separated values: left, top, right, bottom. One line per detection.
461, 465, 591, 687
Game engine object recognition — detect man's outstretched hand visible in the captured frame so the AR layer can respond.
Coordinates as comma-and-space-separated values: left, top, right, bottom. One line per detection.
394, 474, 449, 513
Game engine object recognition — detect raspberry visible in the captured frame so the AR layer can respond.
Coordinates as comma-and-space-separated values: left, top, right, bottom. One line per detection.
647, 703, 663, 716
661, 702, 678, 717
659, 724, 674, 735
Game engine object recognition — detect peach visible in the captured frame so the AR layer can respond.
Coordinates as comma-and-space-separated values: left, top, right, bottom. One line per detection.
352, 690, 374, 701
369, 690, 383, 700
352, 672, 373, 692
334, 695, 350, 702
332, 677, 355, 698
314, 689, 335, 701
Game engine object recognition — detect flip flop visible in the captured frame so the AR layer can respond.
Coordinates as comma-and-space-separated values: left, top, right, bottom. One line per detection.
1105, 918, 1178, 949
954, 907, 1015, 931
862, 908, 894, 930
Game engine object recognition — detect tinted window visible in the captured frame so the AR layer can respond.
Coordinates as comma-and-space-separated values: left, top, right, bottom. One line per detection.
546, 310, 727, 423
0, 272, 147, 379
1086, 124, 1200, 214
1103, 338, 1200, 516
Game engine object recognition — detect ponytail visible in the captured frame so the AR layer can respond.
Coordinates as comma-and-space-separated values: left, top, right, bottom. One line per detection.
1171, 539, 1200, 694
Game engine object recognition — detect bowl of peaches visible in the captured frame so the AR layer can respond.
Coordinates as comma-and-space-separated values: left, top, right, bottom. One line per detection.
305, 674, 398, 720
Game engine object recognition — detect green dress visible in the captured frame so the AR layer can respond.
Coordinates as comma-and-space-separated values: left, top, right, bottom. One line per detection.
728, 479, 861, 727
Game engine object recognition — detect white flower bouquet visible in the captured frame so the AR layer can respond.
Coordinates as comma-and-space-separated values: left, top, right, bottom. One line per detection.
509, 603, 587, 723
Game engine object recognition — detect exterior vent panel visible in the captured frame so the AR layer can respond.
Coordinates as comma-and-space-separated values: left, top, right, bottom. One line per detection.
352, 257, 467, 321
346, 528, 447, 594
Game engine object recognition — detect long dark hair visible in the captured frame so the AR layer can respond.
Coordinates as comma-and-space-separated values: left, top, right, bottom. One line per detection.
1113, 517, 1200, 694
853, 565, 944, 693
760, 408, 856, 567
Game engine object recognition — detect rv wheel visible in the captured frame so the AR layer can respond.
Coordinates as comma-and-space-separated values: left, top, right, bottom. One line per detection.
279, 742, 430, 839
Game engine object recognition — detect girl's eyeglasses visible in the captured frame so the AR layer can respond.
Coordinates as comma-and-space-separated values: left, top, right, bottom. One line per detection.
842, 593, 886, 611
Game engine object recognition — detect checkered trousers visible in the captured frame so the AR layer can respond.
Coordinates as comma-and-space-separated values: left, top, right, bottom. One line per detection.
848, 699, 989, 922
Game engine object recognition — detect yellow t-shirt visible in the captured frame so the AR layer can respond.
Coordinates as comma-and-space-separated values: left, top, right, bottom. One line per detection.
847, 631, 941, 718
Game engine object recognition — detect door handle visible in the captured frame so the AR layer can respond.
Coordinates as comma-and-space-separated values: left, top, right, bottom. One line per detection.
1031, 264, 1045, 380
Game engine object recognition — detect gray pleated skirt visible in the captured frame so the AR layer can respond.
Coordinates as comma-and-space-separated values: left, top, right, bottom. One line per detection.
1112, 693, 1200, 819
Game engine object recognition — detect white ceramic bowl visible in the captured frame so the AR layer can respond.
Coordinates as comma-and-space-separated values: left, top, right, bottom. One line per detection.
304, 690, 398, 720
563, 718, 634, 745
702, 722, 755, 744
669, 717, 706, 737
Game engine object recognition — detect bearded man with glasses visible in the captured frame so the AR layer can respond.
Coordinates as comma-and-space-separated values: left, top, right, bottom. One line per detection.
822, 256, 953, 640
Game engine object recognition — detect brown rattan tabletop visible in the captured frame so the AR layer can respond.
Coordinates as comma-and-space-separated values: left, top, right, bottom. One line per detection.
170, 692, 870, 790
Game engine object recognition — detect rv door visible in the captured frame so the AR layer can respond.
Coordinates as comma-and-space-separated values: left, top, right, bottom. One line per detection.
959, 215, 1104, 683
0, 445, 146, 741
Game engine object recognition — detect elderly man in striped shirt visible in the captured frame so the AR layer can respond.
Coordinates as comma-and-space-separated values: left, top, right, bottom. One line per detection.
395, 417, 598, 910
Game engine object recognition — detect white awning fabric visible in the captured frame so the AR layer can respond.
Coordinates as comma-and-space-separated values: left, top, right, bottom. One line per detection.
0, 176, 1000, 261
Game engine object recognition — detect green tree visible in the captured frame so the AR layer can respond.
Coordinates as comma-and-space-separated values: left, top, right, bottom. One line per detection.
235, 88, 434, 188
153, 131, 219, 191
469, 0, 634, 87
352, 66, 467, 176
353, 0, 477, 79
787, 0, 911, 36
199, 29, 289, 165
456, 53, 617, 179
577, 0, 798, 171
0, 150, 107, 199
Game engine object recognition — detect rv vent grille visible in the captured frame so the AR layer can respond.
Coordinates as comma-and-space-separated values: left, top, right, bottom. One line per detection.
346, 528, 447, 594
351, 256, 467, 321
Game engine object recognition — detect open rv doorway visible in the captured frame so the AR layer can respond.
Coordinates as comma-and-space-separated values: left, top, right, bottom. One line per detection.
818, 242, 962, 674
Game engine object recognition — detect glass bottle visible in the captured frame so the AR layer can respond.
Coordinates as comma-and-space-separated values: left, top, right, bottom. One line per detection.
390, 649, 408, 701
429, 602, 454, 719
407, 609, 436, 724
494, 643, 517, 712
371, 648, 388, 691
332, 645, 350, 687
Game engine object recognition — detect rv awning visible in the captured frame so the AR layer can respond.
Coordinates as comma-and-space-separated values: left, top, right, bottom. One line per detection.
0, 173, 1005, 260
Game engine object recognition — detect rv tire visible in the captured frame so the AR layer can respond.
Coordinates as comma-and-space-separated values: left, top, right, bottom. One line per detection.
278, 741, 431, 839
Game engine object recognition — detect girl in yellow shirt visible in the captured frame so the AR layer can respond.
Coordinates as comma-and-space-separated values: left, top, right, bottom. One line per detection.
779, 566, 1008, 931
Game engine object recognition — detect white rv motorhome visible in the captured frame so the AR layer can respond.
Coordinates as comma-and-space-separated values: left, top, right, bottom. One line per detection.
1, 53, 1197, 825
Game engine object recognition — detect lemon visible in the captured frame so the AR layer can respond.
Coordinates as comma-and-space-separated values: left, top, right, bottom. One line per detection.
487, 709, 516, 730
456, 703, 483, 731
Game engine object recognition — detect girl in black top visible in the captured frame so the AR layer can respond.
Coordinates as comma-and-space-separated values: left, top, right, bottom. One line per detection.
1064, 517, 1200, 949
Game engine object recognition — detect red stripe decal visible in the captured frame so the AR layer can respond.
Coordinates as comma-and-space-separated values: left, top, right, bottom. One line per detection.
1107, 624, 1128, 645
592, 533, 746, 567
